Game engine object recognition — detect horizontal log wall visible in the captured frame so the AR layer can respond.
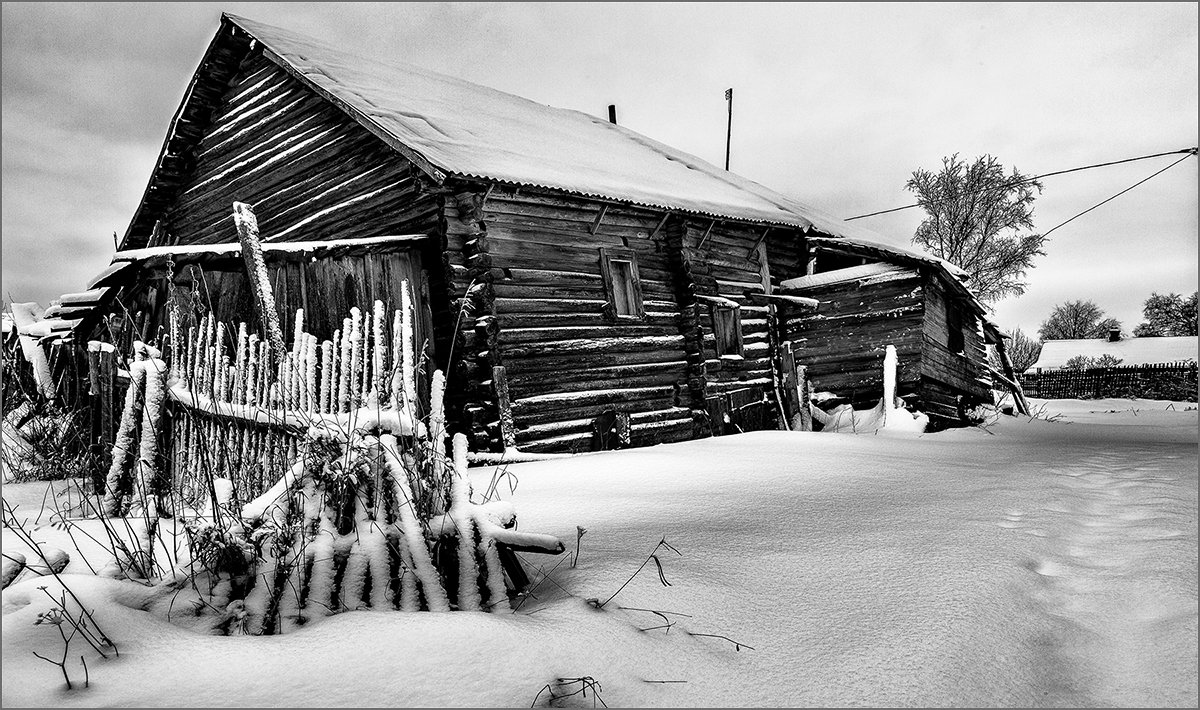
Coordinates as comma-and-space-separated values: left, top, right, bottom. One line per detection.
479, 189, 694, 453
782, 274, 926, 403
920, 276, 992, 408
681, 221, 789, 431
764, 230, 809, 286
159, 51, 439, 247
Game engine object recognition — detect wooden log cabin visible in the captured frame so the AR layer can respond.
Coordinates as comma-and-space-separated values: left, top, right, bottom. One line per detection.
776, 236, 1003, 425
80, 13, 999, 453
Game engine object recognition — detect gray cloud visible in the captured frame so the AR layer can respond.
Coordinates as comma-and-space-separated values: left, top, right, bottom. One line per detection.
2, 2, 1195, 334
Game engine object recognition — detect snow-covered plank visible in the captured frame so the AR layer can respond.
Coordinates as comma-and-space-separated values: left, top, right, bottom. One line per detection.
780, 263, 915, 292
112, 233, 429, 262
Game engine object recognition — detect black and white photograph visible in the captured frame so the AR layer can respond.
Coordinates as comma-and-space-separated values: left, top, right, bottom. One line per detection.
1, 2, 1196, 707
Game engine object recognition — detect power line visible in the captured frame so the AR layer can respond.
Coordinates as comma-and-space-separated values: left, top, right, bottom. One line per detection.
843, 146, 1198, 221
1040, 151, 1195, 238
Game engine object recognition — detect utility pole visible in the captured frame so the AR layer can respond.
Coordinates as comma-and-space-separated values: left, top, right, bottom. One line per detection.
724, 88, 733, 171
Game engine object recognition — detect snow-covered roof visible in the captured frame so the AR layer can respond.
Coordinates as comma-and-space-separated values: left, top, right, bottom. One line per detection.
800, 235, 997, 336
1029, 336, 1198, 370
218, 14, 869, 236
807, 235, 970, 282
7, 283, 117, 344
779, 263, 917, 291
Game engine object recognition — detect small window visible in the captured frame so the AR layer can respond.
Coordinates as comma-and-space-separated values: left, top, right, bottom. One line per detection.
947, 303, 965, 354
600, 247, 644, 318
711, 304, 744, 357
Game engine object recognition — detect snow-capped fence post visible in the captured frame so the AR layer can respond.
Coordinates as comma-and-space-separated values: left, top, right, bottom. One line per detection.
231, 202, 286, 366
118, 281, 564, 631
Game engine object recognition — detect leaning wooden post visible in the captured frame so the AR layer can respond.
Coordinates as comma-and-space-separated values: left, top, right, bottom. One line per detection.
492, 365, 517, 450
795, 363, 812, 432
232, 202, 285, 364
779, 341, 800, 430
994, 339, 1030, 416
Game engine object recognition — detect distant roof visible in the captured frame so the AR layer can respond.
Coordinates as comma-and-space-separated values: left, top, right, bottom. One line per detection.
1029, 336, 1198, 370
124, 13, 895, 249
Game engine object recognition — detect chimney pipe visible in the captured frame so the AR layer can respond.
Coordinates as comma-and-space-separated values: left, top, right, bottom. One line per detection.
1108, 327, 1121, 342
608, 104, 617, 124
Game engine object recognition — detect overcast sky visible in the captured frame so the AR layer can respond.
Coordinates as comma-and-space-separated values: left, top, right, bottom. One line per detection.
2, 2, 1196, 335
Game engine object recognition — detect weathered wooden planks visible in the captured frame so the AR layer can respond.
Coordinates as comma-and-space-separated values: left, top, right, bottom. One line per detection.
154, 52, 439, 248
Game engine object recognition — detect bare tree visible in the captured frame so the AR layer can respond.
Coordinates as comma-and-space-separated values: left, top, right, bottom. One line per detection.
907, 154, 1046, 303
1133, 291, 1198, 337
1038, 300, 1121, 340
1004, 328, 1042, 372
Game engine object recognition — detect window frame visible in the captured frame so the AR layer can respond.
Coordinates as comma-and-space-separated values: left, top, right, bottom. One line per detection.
946, 302, 965, 354
599, 247, 645, 319
710, 302, 744, 358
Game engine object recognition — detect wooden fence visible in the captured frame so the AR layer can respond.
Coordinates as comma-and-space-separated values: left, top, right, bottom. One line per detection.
1020, 361, 1198, 401
163, 292, 423, 509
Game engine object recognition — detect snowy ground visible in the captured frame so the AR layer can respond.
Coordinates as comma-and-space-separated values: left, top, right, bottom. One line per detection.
2, 398, 1196, 707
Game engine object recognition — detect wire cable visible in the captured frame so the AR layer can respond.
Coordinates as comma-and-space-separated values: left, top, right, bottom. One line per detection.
1040, 151, 1195, 238
844, 146, 1197, 221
